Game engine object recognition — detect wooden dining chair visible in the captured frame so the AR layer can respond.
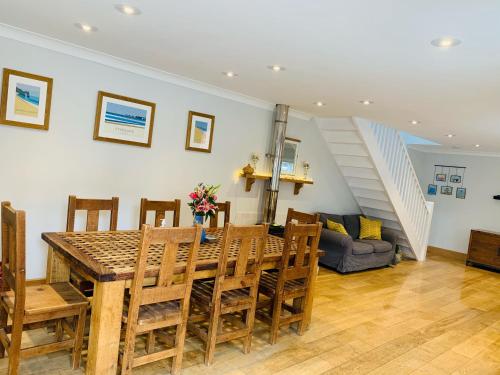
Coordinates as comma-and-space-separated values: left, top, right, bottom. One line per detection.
0, 202, 88, 374
138, 198, 181, 228
119, 225, 202, 375
209, 201, 231, 228
188, 223, 268, 365
257, 222, 322, 344
285, 208, 320, 225
66, 195, 119, 295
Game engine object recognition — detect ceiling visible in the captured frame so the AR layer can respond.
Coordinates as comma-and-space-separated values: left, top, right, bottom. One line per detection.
1, 0, 500, 153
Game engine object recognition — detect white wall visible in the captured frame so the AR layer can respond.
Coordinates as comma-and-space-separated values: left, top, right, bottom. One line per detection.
409, 148, 500, 253
0, 36, 358, 278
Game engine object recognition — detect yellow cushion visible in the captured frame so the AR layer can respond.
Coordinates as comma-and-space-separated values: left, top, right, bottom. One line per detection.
326, 219, 348, 235
359, 216, 382, 240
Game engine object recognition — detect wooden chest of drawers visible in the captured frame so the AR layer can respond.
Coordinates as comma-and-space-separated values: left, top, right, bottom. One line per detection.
467, 230, 500, 271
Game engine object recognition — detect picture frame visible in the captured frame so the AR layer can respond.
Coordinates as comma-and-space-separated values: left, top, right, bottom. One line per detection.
93, 91, 155, 148
185, 111, 215, 153
0, 68, 53, 131
456, 187, 466, 199
441, 186, 453, 195
435, 173, 447, 182
427, 184, 437, 195
281, 137, 301, 176
450, 175, 462, 183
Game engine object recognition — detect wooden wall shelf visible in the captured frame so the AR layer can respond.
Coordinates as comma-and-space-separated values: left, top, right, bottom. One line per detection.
240, 173, 313, 195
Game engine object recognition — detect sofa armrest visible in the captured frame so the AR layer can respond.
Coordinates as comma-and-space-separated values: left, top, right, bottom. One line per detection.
319, 228, 353, 256
381, 227, 401, 247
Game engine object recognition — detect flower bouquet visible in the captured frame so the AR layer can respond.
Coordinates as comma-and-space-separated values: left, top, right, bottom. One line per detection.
188, 183, 220, 242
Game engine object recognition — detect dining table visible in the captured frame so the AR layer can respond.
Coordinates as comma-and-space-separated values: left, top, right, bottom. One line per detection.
42, 227, 323, 375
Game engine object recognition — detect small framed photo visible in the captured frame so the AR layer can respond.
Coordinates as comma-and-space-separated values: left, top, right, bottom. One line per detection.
185, 111, 215, 153
441, 186, 453, 195
93, 91, 155, 148
450, 175, 462, 183
427, 184, 437, 195
456, 187, 466, 199
435, 173, 447, 182
0, 68, 53, 130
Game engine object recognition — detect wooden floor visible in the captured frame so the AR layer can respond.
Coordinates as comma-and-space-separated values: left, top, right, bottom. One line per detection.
1, 251, 499, 374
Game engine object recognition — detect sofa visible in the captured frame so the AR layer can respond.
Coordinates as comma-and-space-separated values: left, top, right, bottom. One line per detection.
317, 213, 400, 273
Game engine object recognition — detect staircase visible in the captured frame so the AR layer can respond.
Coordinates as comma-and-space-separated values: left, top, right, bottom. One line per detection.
317, 117, 434, 261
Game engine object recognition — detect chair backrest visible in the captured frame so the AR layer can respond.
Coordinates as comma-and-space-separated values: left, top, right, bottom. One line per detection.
279, 222, 322, 284
139, 198, 181, 229
213, 223, 268, 297
209, 201, 231, 228
66, 195, 119, 232
285, 208, 320, 225
126, 225, 202, 323
1, 202, 26, 314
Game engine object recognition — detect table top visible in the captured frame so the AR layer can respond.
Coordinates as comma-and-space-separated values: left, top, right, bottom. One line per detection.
42, 228, 322, 282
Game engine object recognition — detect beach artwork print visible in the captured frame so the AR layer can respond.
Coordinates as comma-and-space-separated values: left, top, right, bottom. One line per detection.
0, 69, 53, 130
93, 91, 155, 147
185, 111, 215, 153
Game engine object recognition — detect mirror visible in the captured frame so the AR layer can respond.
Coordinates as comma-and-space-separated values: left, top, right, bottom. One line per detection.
281, 137, 300, 175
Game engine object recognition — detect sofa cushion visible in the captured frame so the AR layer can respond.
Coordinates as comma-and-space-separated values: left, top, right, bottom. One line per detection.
318, 213, 344, 228
352, 241, 374, 255
326, 219, 348, 235
343, 215, 361, 239
359, 216, 382, 240
357, 240, 393, 253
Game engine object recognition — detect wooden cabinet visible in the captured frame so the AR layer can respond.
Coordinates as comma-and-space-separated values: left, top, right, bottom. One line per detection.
467, 230, 500, 271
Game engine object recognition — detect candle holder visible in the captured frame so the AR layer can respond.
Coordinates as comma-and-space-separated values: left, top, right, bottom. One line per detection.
303, 161, 310, 179
250, 153, 260, 171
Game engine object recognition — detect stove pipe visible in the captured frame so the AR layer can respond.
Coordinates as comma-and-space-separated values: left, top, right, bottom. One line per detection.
263, 104, 289, 224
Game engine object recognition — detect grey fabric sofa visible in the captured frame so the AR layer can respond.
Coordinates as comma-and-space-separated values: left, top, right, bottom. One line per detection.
317, 213, 400, 273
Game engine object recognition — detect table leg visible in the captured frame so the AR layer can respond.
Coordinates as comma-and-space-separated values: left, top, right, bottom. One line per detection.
86, 280, 125, 375
303, 256, 319, 330
46, 246, 70, 283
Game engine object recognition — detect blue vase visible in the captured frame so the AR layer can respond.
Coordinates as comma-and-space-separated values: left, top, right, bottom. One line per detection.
193, 215, 207, 243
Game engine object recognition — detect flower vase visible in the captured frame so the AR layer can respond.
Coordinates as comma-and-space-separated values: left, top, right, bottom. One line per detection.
193, 215, 207, 243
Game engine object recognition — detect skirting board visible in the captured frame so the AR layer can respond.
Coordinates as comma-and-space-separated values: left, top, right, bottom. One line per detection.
427, 246, 467, 262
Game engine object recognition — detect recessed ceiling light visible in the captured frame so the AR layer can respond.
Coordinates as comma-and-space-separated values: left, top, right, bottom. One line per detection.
115, 4, 141, 15
268, 65, 285, 72
74, 23, 98, 33
315, 101, 325, 107
475, 144, 480, 148
223, 71, 238, 78
431, 37, 461, 48
360, 100, 373, 105
410, 120, 420, 125
446, 134, 455, 138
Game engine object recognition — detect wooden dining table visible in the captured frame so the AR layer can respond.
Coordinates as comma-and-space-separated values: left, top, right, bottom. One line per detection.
42, 228, 323, 375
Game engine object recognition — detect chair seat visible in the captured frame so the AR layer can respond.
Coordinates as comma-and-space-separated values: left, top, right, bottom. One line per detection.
258, 271, 306, 297
122, 300, 181, 325
191, 281, 252, 308
1, 282, 88, 316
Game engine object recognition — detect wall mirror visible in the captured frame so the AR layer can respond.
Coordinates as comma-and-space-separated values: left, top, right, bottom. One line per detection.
281, 137, 300, 175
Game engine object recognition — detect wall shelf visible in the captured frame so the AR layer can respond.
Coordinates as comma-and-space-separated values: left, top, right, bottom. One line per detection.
240, 173, 313, 195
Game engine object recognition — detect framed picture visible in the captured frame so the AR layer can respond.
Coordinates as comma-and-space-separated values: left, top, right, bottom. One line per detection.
0, 68, 53, 130
93, 91, 155, 148
435, 173, 447, 182
456, 187, 466, 199
441, 186, 453, 195
450, 175, 462, 183
427, 184, 437, 195
281, 137, 301, 175
185, 111, 215, 153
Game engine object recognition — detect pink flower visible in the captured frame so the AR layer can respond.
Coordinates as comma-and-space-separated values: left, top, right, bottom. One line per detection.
189, 192, 198, 200
213, 195, 218, 201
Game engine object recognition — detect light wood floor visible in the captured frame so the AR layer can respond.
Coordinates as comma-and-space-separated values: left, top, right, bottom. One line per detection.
1, 251, 499, 375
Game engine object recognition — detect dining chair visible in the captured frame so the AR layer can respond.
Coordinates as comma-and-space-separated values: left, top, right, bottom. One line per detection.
0, 202, 88, 374
138, 198, 181, 228
257, 221, 322, 344
209, 201, 231, 228
66, 195, 119, 295
285, 208, 320, 225
188, 223, 268, 365
119, 225, 202, 375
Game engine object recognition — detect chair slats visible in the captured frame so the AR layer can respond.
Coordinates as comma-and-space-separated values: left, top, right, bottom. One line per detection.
209, 201, 231, 228
285, 208, 320, 225
139, 198, 181, 228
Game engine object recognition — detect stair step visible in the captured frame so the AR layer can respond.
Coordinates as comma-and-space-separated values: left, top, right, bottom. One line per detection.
380, 219, 402, 231
329, 143, 368, 157
357, 198, 394, 212
334, 155, 373, 168
322, 131, 362, 144
351, 188, 389, 201
317, 118, 355, 131
361, 207, 398, 222
346, 177, 385, 192
341, 166, 378, 180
